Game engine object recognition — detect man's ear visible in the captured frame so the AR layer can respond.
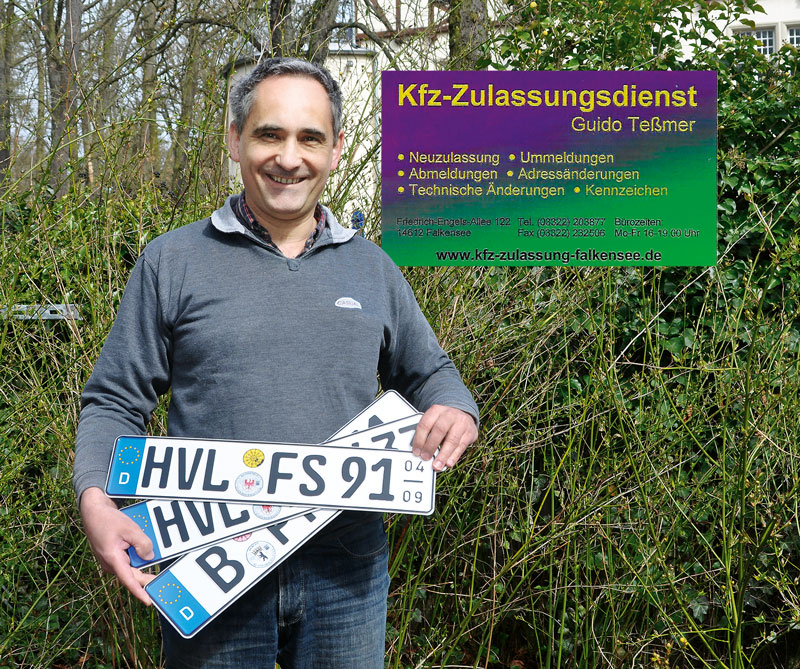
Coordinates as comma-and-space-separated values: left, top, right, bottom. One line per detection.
228, 123, 241, 163
330, 130, 345, 171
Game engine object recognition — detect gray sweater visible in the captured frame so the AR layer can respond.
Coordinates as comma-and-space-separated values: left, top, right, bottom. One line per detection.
73, 198, 479, 501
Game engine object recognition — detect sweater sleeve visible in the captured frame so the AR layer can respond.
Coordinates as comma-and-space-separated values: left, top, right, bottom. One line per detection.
378, 266, 479, 428
73, 254, 172, 502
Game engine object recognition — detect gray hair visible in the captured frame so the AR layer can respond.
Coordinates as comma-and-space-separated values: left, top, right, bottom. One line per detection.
229, 57, 343, 138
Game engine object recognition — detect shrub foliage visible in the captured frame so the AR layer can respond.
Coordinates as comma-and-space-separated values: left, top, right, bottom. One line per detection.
3, 1, 800, 667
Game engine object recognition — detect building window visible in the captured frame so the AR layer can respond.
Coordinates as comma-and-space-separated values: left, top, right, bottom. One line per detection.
789, 27, 800, 47
333, 0, 357, 47
737, 28, 775, 55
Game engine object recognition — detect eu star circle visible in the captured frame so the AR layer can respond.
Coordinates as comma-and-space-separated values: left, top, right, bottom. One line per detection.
117, 443, 143, 466
156, 581, 183, 606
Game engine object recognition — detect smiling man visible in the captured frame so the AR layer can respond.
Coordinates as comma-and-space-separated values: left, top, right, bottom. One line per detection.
228, 73, 344, 257
74, 58, 478, 668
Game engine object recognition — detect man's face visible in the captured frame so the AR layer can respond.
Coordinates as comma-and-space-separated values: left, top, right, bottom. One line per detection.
229, 75, 344, 230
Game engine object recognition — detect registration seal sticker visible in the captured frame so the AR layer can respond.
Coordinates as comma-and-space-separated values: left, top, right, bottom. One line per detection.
252, 504, 280, 521
243, 448, 265, 468
246, 541, 276, 568
235, 472, 263, 497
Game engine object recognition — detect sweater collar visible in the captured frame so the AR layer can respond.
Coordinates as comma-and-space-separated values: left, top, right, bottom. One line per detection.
210, 195, 357, 246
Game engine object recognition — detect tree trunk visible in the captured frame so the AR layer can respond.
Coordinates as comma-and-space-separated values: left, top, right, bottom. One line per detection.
269, 0, 294, 57
170, 26, 201, 193
64, 0, 82, 183
42, 0, 82, 195
33, 12, 47, 175
303, 0, 341, 64
138, 0, 160, 177
448, 0, 488, 70
0, 0, 12, 177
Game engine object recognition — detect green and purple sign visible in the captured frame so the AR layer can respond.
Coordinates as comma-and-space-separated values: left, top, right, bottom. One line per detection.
381, 71, 717, 266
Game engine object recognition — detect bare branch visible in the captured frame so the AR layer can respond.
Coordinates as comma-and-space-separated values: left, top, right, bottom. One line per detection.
328, 21, 395, 61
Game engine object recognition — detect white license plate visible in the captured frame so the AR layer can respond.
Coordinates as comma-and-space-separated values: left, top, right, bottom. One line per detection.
106, 415, 432, 515
121, 501, 312, 567
145, 509, 340, 637
143, 392, 421, 638
122, 391, 417, 566
325, 390, 417, 439
107, 421, 433, 514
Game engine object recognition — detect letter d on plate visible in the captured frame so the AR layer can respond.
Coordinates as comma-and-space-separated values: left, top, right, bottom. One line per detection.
106, 436, 147, 496
149, 575, 211, 637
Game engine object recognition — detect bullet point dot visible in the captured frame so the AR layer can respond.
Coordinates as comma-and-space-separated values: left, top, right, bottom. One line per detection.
574, 186, 581, 193
398, 154, 405, 160
507, 170, 513, 177
398, 170, 405, 177
509, 154, 516, 161
398, 186, 405, 193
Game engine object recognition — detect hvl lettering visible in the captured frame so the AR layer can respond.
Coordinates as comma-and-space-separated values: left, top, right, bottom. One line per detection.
153, 501, 251, 549
141, 445, 229, 492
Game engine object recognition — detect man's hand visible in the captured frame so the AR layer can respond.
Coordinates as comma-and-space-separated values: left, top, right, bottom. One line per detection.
79, 486, 155, 605
411, 405, 478, 472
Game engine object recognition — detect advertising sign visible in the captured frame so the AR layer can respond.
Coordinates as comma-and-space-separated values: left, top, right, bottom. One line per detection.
381, 70, 717, 266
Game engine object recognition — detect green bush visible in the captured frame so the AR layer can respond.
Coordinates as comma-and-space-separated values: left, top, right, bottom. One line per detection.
4, 3, 800, 666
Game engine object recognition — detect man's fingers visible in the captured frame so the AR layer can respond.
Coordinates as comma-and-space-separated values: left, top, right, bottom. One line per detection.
411, 406, 441, 457
419, 422, 449, 460
133, 568, 156, 588
124, 521, 155, 561
413, 405, 478, 471
434, 429, 473, 471
79, 487, 156, 604
106, 552, 153, 606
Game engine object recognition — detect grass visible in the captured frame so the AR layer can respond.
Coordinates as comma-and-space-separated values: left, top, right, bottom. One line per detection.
2, 91, 800, 669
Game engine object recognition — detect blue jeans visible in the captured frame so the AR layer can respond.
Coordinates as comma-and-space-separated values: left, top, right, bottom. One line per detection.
161, 513, 389, 669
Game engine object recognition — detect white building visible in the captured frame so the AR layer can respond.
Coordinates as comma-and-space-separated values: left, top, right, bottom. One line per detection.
728, 0, 800, 54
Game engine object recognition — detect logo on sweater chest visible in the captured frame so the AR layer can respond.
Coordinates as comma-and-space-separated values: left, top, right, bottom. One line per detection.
335, 297, 362, 309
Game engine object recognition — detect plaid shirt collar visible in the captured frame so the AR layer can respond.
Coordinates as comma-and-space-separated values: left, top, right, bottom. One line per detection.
233, 192, 326, 256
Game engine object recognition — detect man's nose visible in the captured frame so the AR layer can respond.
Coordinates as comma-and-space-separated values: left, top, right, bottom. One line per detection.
275, 139, 302, 170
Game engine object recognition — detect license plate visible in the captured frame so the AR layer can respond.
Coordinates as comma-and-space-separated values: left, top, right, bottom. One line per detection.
121, 500, 312, 567
145, 509, 339, 637
106, 421, 433, 514
122, 391, 419, 567
145, 391, 420, 638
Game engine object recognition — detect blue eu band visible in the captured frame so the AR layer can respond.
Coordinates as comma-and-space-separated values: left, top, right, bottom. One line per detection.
107, 436, 146, 496
148, 573, 212, 638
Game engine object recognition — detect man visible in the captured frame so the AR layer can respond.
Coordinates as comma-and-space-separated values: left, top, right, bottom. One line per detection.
74, 57, 478, 667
